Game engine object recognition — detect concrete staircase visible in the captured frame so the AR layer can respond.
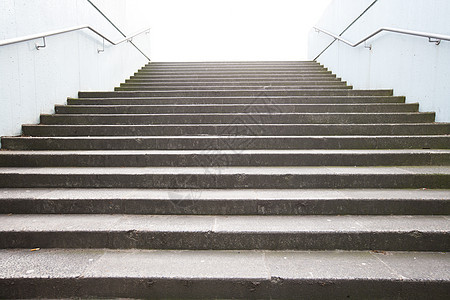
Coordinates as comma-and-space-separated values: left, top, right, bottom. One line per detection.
0, 61, 449, 299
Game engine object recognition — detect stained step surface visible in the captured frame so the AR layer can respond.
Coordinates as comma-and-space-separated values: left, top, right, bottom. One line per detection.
0, 166, 449, 188
1, 214, 449, 250
1, 150, 449, 167
1, 188, 449, 215
2, 249, 447, 299
4, 135, 449, 149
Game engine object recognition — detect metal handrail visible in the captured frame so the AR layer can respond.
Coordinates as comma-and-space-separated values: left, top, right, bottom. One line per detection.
313, 26, 450, 49
0, 24, 150, 49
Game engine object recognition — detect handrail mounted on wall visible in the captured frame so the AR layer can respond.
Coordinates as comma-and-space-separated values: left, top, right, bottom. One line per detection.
314, 26, 450, 51
0, 24, 150, 57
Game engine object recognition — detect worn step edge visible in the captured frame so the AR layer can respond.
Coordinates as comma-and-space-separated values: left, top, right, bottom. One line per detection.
1, 150, 449, 167
0, 166, 449, 188
67, 96, 406, 105
0, 214, 449, 250
39, 112, 435, 125
78, 90, 394, 98
0, 188, 449, 215
20, 124, 450, 137
115, 85, 353, 91
2, 249, 447, 299
4, 135, 450, 150
136, 69, 331, 74
123, 79, 346, 84
128, 76, 342, 81
54, 103, 420, 114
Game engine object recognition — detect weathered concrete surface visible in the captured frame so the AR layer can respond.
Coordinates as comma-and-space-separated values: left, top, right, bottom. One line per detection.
0, 214, 449, 250
1, 188, 449, 215
0, 149, 449, 167
0, 249, 448, 299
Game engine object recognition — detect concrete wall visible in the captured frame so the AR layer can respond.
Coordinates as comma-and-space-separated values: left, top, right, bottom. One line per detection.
308, 0, 450, 122
0, 0, 150, 144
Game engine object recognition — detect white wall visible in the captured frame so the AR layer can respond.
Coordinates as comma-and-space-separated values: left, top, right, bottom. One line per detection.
308, 0, 450, 122
0, 0, 150, 144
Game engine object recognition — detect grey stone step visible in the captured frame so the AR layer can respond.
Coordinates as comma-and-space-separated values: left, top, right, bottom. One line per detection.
130, 74, 339, 80
67, 96, 406, 105
141, 66, 328, 72
79, 89, 393, 98
115, 85, 352, 91
39, 112, 435, 125
0, 214, 449, 250
0, 166, 449, 189
3, 249, 447, 299
20, 123, 450, 137
134, 70, 333, 76
124, 79, 346, 85
1, 150, 448, 167
129, 75, 342, 81
147, 60, 322, 66
55, 103, 420, 114
1, 188, 449, 215
4, 135, 449, 150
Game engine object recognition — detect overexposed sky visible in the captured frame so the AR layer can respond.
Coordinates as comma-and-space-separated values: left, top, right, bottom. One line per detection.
127, 0, 332, 61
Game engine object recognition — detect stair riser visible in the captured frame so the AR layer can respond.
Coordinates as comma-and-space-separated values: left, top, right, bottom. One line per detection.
4, 137, 449, 150
1, 278, 447, 300
55, 104, 420, 114
2, 198, 448, 215
124, 80, 345, 85
0, 230, 447, 251
134, 71, 333, 76
141, 65, 326, 70
115, 85, 352, 91
146, 61, 322, 65
78, 90, 393, 98
39, 113, 435, 125
0, 174, 448, 189
129, 76, 341, 81
130, 75, 338, 80
1, 153, 448, 167
67, 96, 406, 105
21, 124, 449, 137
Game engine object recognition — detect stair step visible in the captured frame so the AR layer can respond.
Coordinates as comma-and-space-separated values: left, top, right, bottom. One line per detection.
141, 64, 325, 69
129, 76, 342, 82
147, 60, 322, 66
78, 89, 393, 98
115, 85, 352, 91
55, 103, 420, 114
1, 150, 448, 167
67, 96, 406, 105
20, 124, 450, 137
138, 66, 328, 71
130, 75, 339, 80
1, 188, 449, 215
0, 166, 448, 188
134, 71, 333, 77
2, 249, 447, 299
4, 135, 449, 150
39, 112, 434, 125
124, 79, 345, 85
0, 214, 448, 250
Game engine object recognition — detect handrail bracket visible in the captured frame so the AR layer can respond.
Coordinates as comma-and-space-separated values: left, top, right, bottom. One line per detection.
97, 38, 105, 53
428, 37, 441, 45
35, 37, 46, 50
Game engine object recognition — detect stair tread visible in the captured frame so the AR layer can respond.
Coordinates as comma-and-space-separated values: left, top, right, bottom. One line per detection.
1, 188, 449, 200
0, 166, 449, 174
1, 214, 449, 232
0, 249, 448, 281
2, 149, 449, 155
